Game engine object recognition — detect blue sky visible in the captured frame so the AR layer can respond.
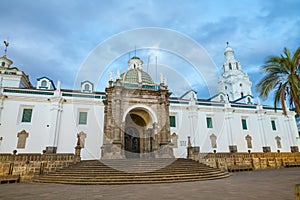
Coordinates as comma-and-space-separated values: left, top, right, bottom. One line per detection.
1, 0, 300, 104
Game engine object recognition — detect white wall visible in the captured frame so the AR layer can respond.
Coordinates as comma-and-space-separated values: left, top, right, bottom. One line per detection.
0, 88, 298, 160
0, 89, 105, 160
170, 101, 299, 158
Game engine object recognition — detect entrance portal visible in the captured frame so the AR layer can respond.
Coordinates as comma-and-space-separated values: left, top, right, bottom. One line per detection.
124, 110, 150, 158
124, 127, 140, 158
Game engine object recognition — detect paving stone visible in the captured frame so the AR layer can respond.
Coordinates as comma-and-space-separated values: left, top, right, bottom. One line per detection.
0, 167, 299, 200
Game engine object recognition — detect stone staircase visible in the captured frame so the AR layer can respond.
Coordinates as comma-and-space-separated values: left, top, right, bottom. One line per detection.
33, 158, 230, 185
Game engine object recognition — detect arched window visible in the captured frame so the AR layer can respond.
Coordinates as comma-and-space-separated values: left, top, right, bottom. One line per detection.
247, 97, 251, 104
241, 92, 244, 97
41, 80, 47, 87
1, 62, 5, 67
240, 83, 242, 87
84, 84, 90, 91
236, 62, 239, 70
220, 95, 224, 102
229, 63, 232, 70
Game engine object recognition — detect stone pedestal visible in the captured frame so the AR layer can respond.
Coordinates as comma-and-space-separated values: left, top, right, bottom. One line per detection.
101, 142, 125, 159
295, 184, 300, 200
291, 146, 299, 153
187, 146, 200, 159
229, 145, 237, 153
263, 146, 271, 153
45, 146, 57, 154
75, 146, 81, 162
156, 143, 174, 158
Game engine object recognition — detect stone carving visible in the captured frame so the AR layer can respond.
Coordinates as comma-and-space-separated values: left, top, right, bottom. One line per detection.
275, 135, 281, 149
17, 130, 29, 149
245, 134, 252, 149
210, 134, 217, 148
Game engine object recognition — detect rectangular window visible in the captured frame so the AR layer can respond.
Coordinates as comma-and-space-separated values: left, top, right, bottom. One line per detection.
271, 120, 277, 131
206, 117, 213, 128
180, 141, 186, 146
79, 112, 88, 125
21, 109, 33, 123
170, 116, 176, 127
241, 119, 247, 130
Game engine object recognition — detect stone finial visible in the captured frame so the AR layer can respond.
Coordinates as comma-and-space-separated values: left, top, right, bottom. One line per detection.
57, 80, 61, 91
3, 40, 9, 56
164, 76, 167, 86
187, 136, 191, 147
110, 71, 114, 81
160, 73, 164, 84
257, 97, 261, 105
117, 69, 120, 79
76, 134, 80, 146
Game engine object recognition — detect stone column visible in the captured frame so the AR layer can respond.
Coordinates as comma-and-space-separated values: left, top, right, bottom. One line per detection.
46, 98, 64, 154
153, 122, 158, 147
224, 103, 237, 153
285, 115, 299, 152
0, 94, 5, 126
257, 109, 270, 152
113, 99, 121, 142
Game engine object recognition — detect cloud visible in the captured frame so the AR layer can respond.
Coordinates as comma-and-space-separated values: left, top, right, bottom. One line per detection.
0, 0, 299, 105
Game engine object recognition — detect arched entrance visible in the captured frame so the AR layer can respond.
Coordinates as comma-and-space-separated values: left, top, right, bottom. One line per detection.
124, 108, 154, 158
124, 127, 140, 158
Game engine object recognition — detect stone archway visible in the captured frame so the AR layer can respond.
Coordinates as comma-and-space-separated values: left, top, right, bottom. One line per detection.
124, 127, 140, 158
123, 108, 155, 158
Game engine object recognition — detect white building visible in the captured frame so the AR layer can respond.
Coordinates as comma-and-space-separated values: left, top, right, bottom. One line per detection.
0, 44, 299, 160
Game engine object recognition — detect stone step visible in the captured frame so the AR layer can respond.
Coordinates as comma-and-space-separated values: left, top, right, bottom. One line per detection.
33, 175, 230, 185
37, 171, 227, 179
34, 174, 230, 184
33, 158, 230, 185
52, 168, 220, 174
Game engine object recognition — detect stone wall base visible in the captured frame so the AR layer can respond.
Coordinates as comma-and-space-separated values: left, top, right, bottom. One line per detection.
45, 146, 57, 154
188, 152, 300, 171
229, 145, 238, 153
0, 153, 75, 182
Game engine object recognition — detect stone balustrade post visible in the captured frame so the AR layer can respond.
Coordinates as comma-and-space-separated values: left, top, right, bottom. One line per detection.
74, 134, 82, 163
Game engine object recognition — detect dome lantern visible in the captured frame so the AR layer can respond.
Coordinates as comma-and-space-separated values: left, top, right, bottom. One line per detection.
120, 57, 154, 85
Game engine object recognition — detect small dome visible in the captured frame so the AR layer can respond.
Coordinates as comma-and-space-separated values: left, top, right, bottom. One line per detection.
121, 69, 154, 84
225, 46, 233, 53
130, 56, 141, 60
225, 43, 234, 54
128, 56, 143, 70
224, 42, 235, 60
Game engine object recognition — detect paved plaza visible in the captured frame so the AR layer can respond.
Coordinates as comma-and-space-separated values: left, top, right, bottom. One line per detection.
0, 167, 299, 200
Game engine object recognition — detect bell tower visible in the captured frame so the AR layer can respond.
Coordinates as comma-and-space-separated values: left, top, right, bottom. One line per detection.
0, 41, 32, 89
218, 43, 253, 104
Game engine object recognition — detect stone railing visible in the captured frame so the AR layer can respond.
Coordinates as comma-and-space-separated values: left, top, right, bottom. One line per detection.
0, 153, 76, 182
187, 150, 300, 171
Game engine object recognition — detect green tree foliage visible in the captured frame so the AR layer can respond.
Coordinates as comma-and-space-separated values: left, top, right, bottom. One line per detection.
257, 47, 300, 116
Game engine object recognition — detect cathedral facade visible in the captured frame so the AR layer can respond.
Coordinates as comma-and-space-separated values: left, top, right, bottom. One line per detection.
0, 44, 299, 160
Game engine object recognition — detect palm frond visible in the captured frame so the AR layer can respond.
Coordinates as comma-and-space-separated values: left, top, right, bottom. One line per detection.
257, 47, 300, 115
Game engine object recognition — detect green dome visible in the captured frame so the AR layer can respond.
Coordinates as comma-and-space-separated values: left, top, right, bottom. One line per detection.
121, 69, 154, 84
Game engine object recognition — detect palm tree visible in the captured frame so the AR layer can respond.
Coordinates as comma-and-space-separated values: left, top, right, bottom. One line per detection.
256, 47, 300, 116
